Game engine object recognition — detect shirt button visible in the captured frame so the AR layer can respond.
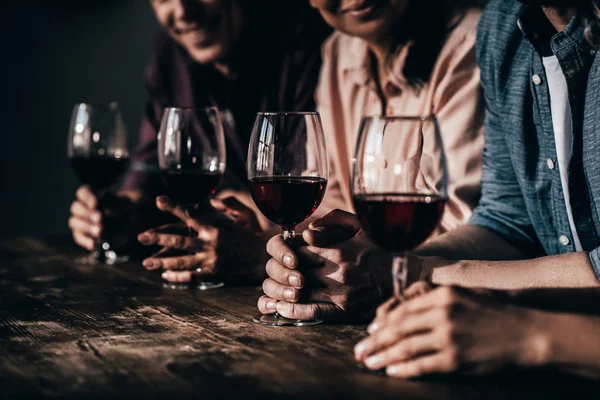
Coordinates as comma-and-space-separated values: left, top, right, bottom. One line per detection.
559, 235, 571, 246
532, 74, 543, 85
546, 159, 555, 170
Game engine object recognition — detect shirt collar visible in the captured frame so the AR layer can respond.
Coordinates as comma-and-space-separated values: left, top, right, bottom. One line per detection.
339, 34, 409, 93
517, 5, 595, 57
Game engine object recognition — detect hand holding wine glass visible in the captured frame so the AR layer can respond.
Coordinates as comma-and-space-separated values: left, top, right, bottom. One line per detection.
68, 103, 130, 264
259, 116, 448, 322
249, 112, 328, 327
137, 106, 235, 290
352, 116, 447, 300
138, 192, 269, 286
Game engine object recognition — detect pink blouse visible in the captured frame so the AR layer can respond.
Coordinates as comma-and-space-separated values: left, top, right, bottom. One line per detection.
316, 9, 485, 233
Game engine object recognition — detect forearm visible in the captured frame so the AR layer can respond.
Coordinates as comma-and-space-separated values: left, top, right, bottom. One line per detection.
415, 225, 599, 289
526, 312, 600, 379
430, 253, 600, 290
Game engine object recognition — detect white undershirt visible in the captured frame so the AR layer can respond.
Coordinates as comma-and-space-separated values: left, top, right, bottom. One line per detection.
542, 55, 583, 251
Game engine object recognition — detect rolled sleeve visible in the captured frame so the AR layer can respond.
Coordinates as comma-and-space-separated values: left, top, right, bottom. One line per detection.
587, 248, 600, 281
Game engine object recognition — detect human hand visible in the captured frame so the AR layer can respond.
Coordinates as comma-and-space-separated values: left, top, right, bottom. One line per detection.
138, 195, 267, 284
69, 186, 143, 251
354, 285, 544, 378
257, 209, 393, 322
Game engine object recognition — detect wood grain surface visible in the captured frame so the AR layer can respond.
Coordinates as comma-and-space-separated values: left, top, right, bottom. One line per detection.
0, 237, 598, 399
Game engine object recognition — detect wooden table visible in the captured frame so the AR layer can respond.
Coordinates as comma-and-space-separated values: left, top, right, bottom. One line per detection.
1, 237, 598, 399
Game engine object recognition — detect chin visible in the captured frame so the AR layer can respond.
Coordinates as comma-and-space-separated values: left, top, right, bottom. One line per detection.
339, 20, 392, 42
186, 44, 227, 65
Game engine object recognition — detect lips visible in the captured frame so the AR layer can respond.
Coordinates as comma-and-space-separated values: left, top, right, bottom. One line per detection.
340, 0, 383, 19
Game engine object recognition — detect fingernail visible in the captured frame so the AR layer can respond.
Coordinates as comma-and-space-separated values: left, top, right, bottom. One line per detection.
387, 365, 402, 375
283, 254, 294, 268
143, 259, 156, 269
283, 288, 295, 300
90, 226, 100, 236
267, 301, 277, 311
161, 271, 171, 279
365, 355, 381, 369
91, 213, 101, 222
354, 343, 366, 359
138, 234, 151, 245
288, 274, 300, 287
367, 322, 380, 334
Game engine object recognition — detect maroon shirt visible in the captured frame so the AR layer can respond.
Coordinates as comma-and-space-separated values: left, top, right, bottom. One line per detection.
122, 2, 331, 195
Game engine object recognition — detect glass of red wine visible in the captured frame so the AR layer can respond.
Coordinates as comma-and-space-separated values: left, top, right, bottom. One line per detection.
247, 112, 328, 327
352, 116, 447, 300
157, 107, 226, 290
68, 102, 130, 265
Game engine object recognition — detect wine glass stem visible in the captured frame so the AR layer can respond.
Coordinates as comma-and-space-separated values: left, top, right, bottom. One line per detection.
392, 253, 408, 301
282, 228, 296, 242
274, 228, 297, 320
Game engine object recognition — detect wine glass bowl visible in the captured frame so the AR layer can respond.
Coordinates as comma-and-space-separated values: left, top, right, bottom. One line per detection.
157, 106, 226, 290
352, 116, 447, 298
68, 102, 130, 265
247, 112, 328, 326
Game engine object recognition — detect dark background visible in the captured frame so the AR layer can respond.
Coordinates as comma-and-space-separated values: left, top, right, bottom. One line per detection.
0, 1, 159, 237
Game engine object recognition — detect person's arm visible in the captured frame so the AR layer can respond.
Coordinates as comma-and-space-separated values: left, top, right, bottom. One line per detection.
406, 28, 600, 289
538, 313, 600, 379
413, 226, 600, 289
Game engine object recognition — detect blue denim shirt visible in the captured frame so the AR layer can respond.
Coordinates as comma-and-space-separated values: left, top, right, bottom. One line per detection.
469, 0, 600, 279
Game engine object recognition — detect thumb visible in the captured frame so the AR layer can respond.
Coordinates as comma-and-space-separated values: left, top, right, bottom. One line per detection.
275, 301, 343, 322
304, 209, 362, 247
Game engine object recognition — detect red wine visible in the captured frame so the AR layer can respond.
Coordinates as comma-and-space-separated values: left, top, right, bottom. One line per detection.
249, 176, 327, 229
161, 170, 222, 205
353, 194, 445, 253
70, 156, 129, 191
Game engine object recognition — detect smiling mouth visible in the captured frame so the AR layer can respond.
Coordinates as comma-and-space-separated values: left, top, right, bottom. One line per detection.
339, 0, 381, 17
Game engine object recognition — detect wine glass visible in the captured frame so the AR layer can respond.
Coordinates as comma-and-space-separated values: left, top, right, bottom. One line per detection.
68, 102, 130, 265
157, 107, 226, 290
247, 112, 328, 327
352, 116, 447, 300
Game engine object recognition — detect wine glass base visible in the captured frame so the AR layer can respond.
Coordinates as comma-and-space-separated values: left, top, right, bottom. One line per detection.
252, 314, 322, 327
162, 281, 225, 291
76, 251, 129, 265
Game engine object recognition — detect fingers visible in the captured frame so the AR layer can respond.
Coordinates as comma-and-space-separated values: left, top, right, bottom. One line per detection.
404, 281, 435, 300
304, 209, 361, 247
275, 301, 342, 321
262, 278, 301, 302
369, 297, 399, 334
156, 196, 198, 229
362, 332, 441, 371
266, 234, 305, 269
161, 270, 193, 283
73, 232, 95, 251
402, 286, 459, 315
70, 200, 101, 223
76, 186, 98, 209
137, 231, 206, 251
142, 254, 206, 271
386, 350, 458, 379
68, 216, 101, 239
354, 309, 439, 362
210, 197, 259, 230
257, 295, 278, 314
265, 259, 304, 288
